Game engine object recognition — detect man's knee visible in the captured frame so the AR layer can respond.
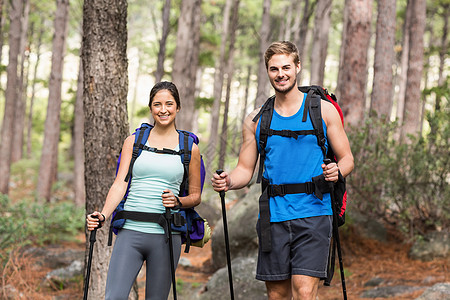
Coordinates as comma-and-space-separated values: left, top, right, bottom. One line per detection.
266, 279, 291, 300
292, 275, 319, 300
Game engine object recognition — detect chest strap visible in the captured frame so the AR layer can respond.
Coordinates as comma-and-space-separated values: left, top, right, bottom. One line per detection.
259, 175, 330, 252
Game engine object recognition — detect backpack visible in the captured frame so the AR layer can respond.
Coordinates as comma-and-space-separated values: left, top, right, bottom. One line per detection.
107, 123, 210, 253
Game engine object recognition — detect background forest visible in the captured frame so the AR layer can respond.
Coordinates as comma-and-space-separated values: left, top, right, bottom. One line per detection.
0, 0, 448, 298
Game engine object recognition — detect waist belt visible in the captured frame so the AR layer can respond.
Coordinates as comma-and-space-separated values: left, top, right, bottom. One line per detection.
108, 210, 185, 246
259, 175, 330, 252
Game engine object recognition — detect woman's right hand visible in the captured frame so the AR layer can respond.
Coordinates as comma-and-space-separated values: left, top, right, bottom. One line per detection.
86, 211, 106, 231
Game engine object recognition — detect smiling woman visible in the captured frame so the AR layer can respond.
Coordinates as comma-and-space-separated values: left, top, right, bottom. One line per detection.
86, 81, 202, 300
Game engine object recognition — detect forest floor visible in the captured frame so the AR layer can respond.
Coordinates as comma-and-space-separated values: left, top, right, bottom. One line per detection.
2, 224, 448, 300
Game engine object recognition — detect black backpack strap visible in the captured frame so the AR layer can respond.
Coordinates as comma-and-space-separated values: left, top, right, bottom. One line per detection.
253, 96, 275, 183
302, 89, 315, 122
258, 178, 271, 252
110, 210, 185, 244
308, 95, 327, 157
179, 131, 191, 195
125, 127, 147, 182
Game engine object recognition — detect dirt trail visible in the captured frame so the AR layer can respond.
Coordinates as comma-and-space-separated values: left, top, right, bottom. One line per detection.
2, 228, 448, 299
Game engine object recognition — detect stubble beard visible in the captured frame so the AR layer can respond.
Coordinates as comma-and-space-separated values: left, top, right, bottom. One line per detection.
272, 76, 298, 94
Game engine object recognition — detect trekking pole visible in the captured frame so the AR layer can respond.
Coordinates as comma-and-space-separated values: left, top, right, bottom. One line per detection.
84, 216, 98, 300
216, 169, 235, 300
165, 206, 178, 300
324, 159, 347, 300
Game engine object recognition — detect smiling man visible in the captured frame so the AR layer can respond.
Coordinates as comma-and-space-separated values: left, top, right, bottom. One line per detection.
211, 41, 354, 300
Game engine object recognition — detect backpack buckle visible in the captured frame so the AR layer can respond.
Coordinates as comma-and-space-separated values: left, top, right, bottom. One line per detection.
305, 182, 314, 194
269, 184, 285, 197
172, 212, 185, 227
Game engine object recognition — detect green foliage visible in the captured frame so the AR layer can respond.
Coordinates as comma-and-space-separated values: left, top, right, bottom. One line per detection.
195, 96, 214, 109
0, 194, 85, 264
347, 109, 450, 237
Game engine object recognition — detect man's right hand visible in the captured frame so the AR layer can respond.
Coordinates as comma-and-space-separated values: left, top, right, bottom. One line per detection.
211, 171, 230, 192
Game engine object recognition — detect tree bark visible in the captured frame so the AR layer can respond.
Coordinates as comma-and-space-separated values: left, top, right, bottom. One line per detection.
37, 0, 70, 201
12, 0, 30, 163
155, 0, 171, 82
255, 0, 271, 108
0, 0, 5, 79
336, 0, 373, 126
401, 0, 426, 138
295, 0, 314, 85
396, 0, 412, 124
310, 0, 332, 86
172, 0, 202, 132
26, 18, 44, 158
370, 0, 397, 119
206, 0, 232, 168
218, 0, 240, 170
73, 59, 85, 207
436, 3, 448, 111
0, 0, 23, 194
82, 0, 129, 298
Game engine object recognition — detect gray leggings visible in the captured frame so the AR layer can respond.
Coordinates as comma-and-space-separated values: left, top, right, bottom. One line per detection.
105, 229, 182, 300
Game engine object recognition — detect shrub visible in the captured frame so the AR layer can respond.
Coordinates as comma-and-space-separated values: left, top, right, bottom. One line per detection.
346, 110, 449, 238
0, 194, 85, 264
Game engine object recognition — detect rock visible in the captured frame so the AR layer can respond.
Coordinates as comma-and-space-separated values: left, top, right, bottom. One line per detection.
199, 256, 266, 300
179, 257, 192, 267
350, 211, 387, 242
415, 282, 450, 300
44, 260, 83, 289
409, 231, 449, 261
364, 277, 384, 287
211, 184, 259, 269
361, 285, 423, 298
26, 246, 84, 269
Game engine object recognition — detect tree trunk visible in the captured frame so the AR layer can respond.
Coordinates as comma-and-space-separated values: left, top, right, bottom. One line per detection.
396, 0, 412, 124
26, 19, 44, 158
310, 0, 332, 86
12, 0, 30, 163
436, 4, 448, 111
370, 0, 396, 119
82, 0, 129, 298
130, 49, 141, 130
0, 0, 23, 194
155, 0, 171, 82
0, 0, 5, 80
295, 0, 314, 85
401, 0, 426, 138
73, 59, 85, 207
255, 0, 271, 108
336, 0, 373, 126
206, 0, 232, 168
218, 0, 240, 170
37, 0, 70, 201
172, 0, 202, 132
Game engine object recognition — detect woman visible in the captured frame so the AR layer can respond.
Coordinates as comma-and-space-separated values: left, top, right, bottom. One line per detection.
86, 81, 202, 300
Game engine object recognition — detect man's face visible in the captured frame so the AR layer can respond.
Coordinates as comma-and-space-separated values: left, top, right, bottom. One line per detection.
267, 54, 300, 94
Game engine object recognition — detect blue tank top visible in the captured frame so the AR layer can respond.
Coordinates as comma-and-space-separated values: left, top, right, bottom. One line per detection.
256, 94, 332, 222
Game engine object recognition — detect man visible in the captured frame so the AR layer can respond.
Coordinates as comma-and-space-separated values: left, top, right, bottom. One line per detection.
211, 41, 354, 300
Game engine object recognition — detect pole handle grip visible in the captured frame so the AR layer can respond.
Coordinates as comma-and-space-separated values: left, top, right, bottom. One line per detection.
215, 169, 225, 197
323, 158, 332, 165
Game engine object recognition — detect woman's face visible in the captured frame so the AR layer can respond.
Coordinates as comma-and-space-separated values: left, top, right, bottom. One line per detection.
150, 89, 179, 127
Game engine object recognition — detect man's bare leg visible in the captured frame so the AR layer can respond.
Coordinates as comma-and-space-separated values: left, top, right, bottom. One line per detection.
291, 274, 320, 300
266, 279, 292, 300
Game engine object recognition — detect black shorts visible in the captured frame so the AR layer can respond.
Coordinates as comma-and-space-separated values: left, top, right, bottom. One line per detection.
255, 215, 332, 281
